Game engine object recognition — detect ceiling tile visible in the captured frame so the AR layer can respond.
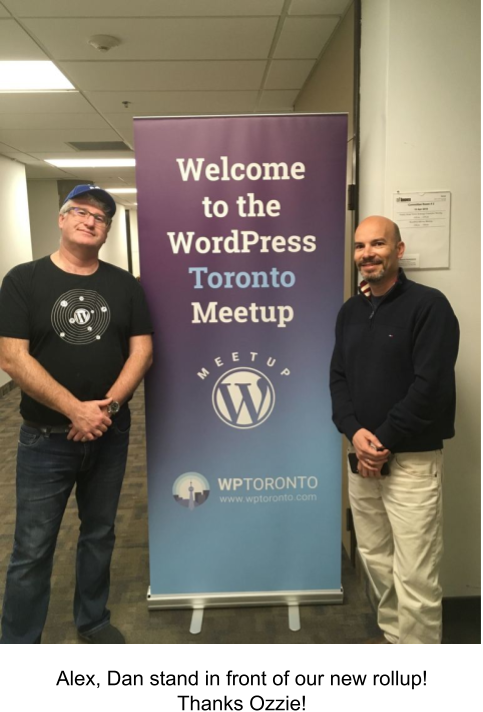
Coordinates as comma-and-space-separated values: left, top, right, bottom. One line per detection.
0, 149, 49, 166
0, 92, 96, 113
60, 61, 266, 91
0, 6, 10, 17
4, 0, 284, 17
258, 90, 298, 111
264, 59, 315, 89
37, 165, 138, 182
0, 142, 15, 154
25, 164, 74, 178
97, 181, 138, 191
0, 19, 48, 59
115, 126, 134, 147
21, 18, 277, 60
274, 17, 339, 58
0, 113, 111, 129
10, 154, 46, 165
289, 0, 351, 14
97, 91, 259, 116
0, 128, 124, 153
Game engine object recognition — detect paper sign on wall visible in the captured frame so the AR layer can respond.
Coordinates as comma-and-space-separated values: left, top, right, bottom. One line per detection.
393, 191, 451, 269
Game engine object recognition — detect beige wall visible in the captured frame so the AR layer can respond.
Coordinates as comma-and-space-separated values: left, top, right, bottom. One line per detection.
295, 3, 355, 556
295, 2, 355, 308
100, 204, 129, 271
295, 3, 355, 137
27, 180, 61, 260
360, 0, 481, 596
0, 157, 32, 388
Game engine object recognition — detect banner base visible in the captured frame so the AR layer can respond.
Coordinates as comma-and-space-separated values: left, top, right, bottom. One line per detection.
288, 604, 301, 631
189, 609, 204, 634
147, 587, 343, 610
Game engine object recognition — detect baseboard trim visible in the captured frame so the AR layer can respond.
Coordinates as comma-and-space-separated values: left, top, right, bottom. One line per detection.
0, 379, 18, 399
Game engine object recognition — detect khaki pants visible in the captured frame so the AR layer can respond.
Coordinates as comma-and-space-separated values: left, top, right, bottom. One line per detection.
348, 449, 444, 644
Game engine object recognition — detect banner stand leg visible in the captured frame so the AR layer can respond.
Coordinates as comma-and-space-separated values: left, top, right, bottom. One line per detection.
190, 608, 204, 635
288, 603, 301, 631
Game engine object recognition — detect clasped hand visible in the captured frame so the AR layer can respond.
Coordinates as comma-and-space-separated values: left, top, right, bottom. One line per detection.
352, 428, 390, 478
67, 398, 113, 442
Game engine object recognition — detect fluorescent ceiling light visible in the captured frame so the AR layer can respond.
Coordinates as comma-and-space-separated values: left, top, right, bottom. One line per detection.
45, 159, 136, 168
106, 188, 137, 194
0, 61, 75, 92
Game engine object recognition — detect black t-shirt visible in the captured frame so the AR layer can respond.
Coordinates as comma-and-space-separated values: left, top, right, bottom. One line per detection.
0, 256, 153, 424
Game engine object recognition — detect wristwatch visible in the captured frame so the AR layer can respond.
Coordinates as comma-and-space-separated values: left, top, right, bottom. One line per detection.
107, 400, 120, 416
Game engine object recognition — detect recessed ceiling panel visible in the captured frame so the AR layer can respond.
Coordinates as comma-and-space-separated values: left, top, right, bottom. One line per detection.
0, 128, 123, 153
258, 90, 298, 111
274, 17, 339, 58
0, 19, 48, 59
289, 0, 351, 14
264, 59, 315, 89
0, 92, 96, 114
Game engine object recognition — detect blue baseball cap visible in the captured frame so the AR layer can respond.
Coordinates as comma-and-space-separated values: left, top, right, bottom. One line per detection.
63, 184, 117, 217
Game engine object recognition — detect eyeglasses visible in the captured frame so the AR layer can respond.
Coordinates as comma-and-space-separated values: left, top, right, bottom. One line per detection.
65, 207, 110, 226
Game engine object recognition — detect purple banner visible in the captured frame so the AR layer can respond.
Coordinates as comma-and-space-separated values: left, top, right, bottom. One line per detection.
134, 114, 347, 603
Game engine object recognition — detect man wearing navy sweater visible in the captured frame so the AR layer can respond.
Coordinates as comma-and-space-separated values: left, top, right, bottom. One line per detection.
330, 215, 459, 644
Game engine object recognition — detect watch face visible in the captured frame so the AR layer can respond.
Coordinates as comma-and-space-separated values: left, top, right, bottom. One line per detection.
109, 401, 120, 415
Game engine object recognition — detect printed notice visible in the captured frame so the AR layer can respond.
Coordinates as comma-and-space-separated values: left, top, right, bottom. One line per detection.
393, 191, 451, 269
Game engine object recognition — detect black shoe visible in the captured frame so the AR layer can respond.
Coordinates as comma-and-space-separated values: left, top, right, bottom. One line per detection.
78, 624, 125, 644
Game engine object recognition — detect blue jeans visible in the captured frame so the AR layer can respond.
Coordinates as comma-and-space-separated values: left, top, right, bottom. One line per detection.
0, 408, 130, 644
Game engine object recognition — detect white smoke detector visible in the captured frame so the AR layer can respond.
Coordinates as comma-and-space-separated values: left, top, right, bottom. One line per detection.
88, 35, 121, 52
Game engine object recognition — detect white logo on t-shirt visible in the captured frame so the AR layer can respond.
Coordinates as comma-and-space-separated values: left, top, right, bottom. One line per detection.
51, 289, 110, 345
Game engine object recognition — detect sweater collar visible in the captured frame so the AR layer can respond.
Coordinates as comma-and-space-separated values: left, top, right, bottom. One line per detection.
359, 268, 407, 299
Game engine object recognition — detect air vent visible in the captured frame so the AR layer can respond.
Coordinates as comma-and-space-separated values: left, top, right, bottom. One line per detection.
67, 141, 131, 151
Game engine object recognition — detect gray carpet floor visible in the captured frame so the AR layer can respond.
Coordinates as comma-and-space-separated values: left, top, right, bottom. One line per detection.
0, 382, 406, 644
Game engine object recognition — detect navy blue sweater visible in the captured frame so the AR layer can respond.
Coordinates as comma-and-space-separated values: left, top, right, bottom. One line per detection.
330, 270, 459, 452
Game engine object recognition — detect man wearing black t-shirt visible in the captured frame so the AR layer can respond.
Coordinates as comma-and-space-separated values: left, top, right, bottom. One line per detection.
0, 185, 153, 644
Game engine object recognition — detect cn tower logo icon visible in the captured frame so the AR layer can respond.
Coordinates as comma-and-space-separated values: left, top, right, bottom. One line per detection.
172, 473, 210, 509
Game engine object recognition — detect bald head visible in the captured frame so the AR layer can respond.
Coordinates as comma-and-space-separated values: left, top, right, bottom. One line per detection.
355, 215, 401, 246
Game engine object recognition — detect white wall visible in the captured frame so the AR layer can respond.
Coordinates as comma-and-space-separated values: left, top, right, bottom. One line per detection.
99, 204, 129, 270
360, 0, 481, 596
129, 208, 140, 277
27, 180, 60, 259
0, 157, 33, 388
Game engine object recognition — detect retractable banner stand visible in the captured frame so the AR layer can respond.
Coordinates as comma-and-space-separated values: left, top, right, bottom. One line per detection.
134, 114, 347, 611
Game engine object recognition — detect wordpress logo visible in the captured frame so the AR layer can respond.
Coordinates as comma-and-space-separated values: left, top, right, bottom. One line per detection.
212, 368, 275, 429
173, 472, 210, 509
73, 308, 91, 325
